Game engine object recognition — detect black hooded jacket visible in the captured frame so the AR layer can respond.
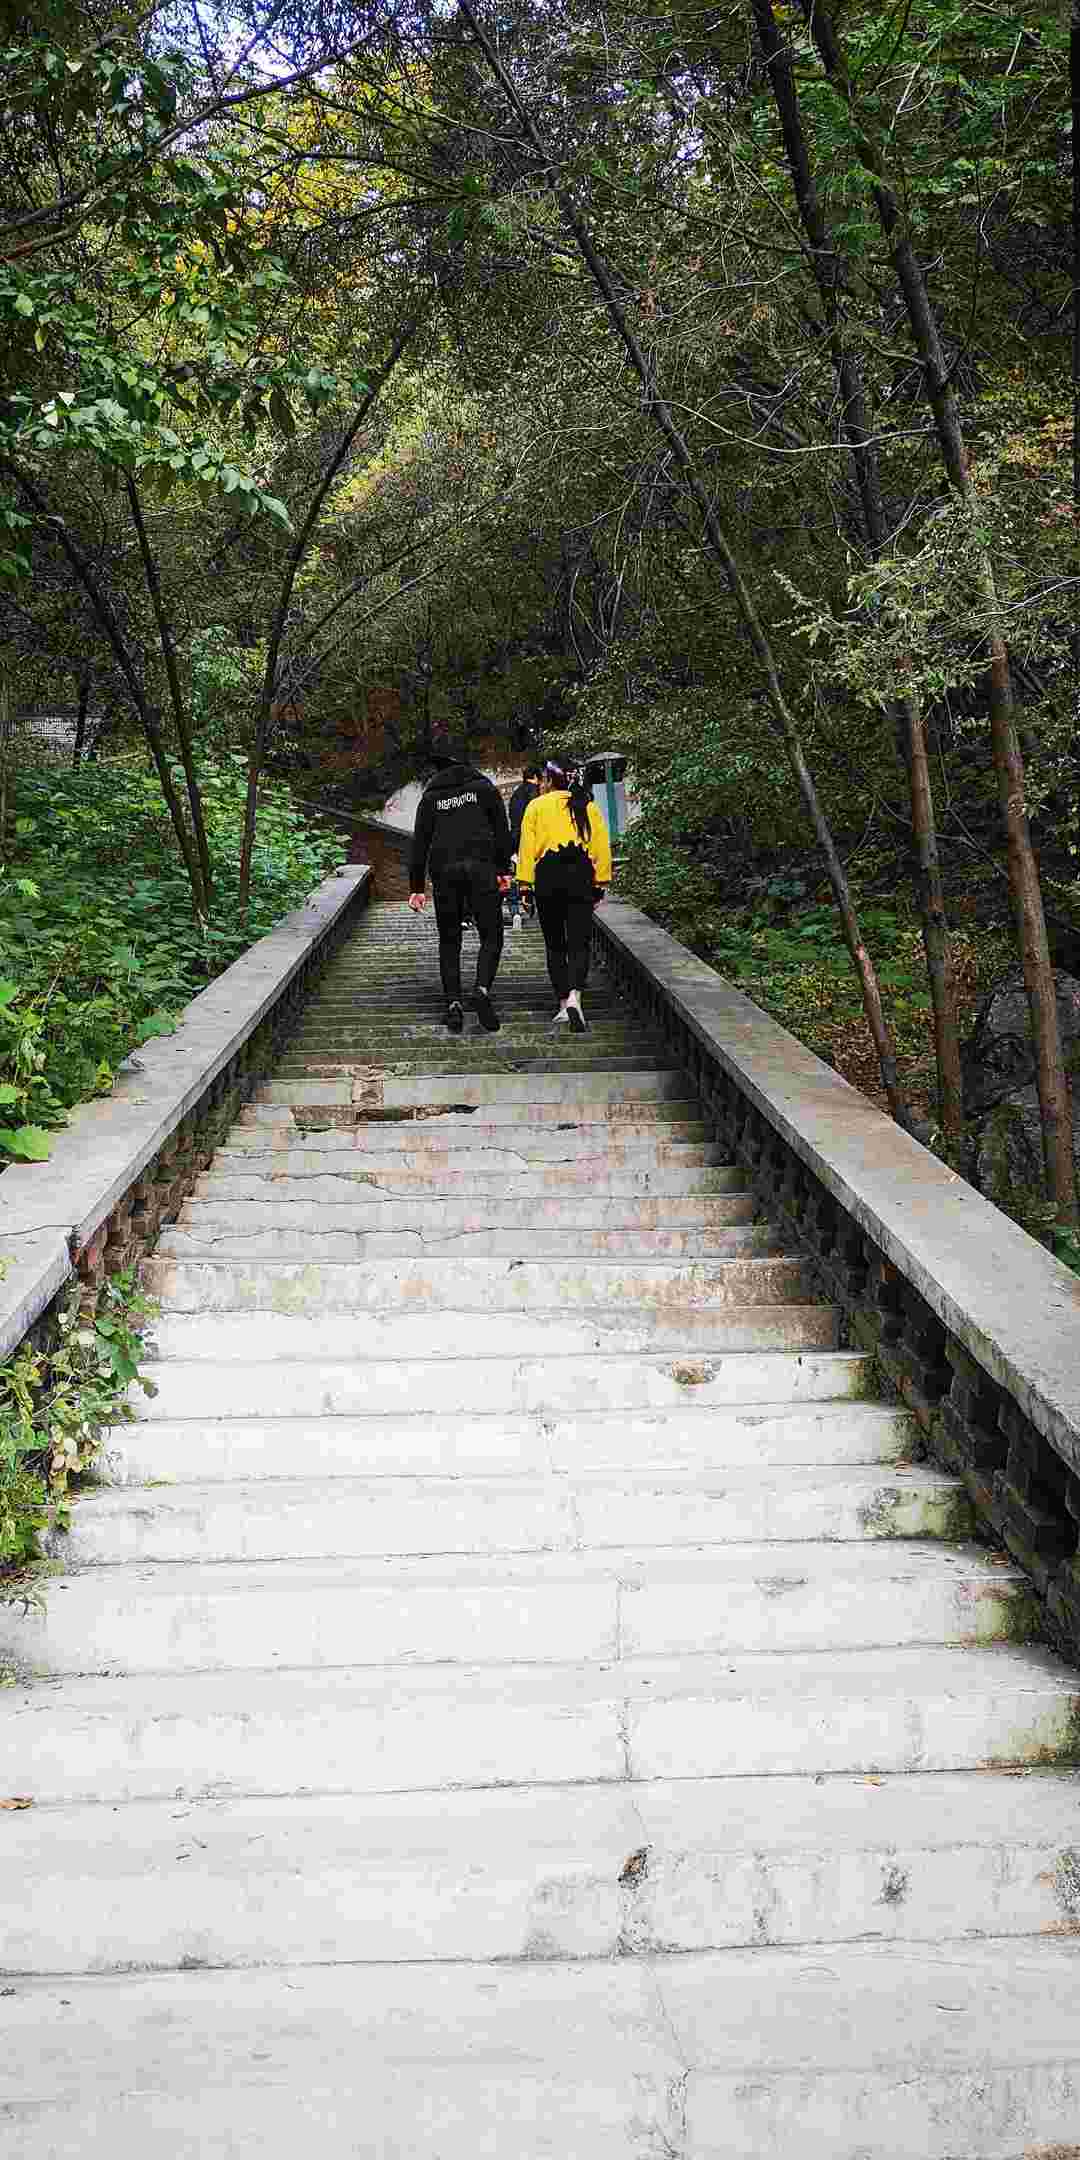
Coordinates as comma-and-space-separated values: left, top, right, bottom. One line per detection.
409, 764, 512, 892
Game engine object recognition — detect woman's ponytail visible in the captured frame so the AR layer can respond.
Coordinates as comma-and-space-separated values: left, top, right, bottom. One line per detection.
545, 754, 592, 843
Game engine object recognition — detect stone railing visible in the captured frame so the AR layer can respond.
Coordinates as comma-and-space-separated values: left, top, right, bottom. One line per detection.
595, 899, 1080, 1656
0, 865, 372, 1362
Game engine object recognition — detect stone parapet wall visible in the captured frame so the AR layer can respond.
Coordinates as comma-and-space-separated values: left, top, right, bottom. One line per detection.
594, 899, 1080, 1656
0, 866, 372, 1363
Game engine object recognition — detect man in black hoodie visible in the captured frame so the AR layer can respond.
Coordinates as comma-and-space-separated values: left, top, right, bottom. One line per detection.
408, 750, 513, 1033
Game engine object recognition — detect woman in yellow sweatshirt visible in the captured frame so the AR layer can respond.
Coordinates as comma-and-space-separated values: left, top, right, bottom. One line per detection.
516, 756, 612, 1032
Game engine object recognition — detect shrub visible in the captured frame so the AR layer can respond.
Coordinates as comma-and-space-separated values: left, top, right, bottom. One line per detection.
0, 754, 343, 1162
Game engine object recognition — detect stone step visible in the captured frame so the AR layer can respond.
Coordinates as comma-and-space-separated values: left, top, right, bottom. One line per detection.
144, 1250, 818, 1315
302, 999, 640, 1020
4, 1543, 1034, 1676
198, 1164, 741, 1200
11, 1921, 1080, 2160
6, 1645, 1077, 1803
255, 1070, 688, 1107
284, 1018, 663, 1042
236, 1098, 706, 1132
295, 1031, 650, 1054
271, 1055, 682, 1080
108, 1402, 914, 1486
231, 1129, 722, 1169
280, 1039, 667, 1064
5, 1941, 1080, 2156
138, 1336, 853, 1410
61, 1467, 971, 1566
181, 1192, 755, 1232
161, 1217, 778, 1262
6, 1767, 1080, 1977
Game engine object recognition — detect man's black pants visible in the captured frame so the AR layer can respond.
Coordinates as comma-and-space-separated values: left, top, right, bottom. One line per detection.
535, 852, 594, 1003
431, 859, 504, 1004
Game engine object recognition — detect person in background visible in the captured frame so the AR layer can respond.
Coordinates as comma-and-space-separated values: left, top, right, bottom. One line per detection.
505, 761, 542, 929
408, 747, 512, 1033
515, 754, 612, 1032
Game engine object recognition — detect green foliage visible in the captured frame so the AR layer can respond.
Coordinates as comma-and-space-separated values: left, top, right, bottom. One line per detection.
0, 1270, 156, 1585
0, 755, 343, 1161
618, 821, 935, 1086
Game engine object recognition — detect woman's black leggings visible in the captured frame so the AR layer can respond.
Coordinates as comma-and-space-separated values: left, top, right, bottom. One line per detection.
535, 849, 595, 1003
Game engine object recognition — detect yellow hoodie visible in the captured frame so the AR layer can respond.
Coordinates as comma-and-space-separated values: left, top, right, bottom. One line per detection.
516, 791, 612, 889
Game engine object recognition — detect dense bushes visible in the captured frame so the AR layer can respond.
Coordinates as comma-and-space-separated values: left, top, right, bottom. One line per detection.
617, 821, 996, 1120
0, 754, 343, 1164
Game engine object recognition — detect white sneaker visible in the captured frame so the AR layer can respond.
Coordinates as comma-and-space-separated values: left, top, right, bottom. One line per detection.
551, 1006, 570, 1026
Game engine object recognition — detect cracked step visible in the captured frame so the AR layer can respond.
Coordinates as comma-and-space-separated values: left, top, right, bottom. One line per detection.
254, 1070, 689, 1107
3, 1542, 1036, 1676
6, 1645, 1078, 1804
5, 1768, 1080, 1977
194, 1183, 747, 1218
161, 1217, 778, 1262
192, 1166, 734, 1200
60, 1467, 972, 1566
142, 1251, 820, 1315
6, 1940, 1080, 2158
107, 1401, 915, 1486
136, 1338, 855, 1414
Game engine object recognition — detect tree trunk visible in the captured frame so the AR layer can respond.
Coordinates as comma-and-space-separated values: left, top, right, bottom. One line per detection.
125, 476, 213, 906
238, 310, 425, 908
456, 0, 918, 1130
749, 0, 962, 1140
72, 676, 90, 769
799, 0, 1076, 1220
4, 459, 208, 914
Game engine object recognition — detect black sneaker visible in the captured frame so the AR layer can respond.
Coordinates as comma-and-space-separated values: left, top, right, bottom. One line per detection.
475, 987, 500, 1033
567, 1004, 587, 1033
446, 1001, 464, 1034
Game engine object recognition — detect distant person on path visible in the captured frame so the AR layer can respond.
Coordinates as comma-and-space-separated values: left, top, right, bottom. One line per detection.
516, 755, 611, 1033
506, 761, 542, 928
408, 748, 512, 1034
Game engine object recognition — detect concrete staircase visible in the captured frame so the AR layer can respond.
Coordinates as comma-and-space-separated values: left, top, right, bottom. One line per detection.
4, 904, 1080, 2156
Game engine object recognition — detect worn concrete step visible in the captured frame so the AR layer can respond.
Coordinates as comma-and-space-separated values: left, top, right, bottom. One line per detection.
7, 1645, 1078, 1804
231, 1128, 722, 1169
144, 1250, 817, 1315
108, 1402, 915, 1486
301, 1001, 641, 1022
138, 1337, 853, 1413
161, 1217, 778, 1262
255, 1070, 687, 1107
62, 1468, 971, 1567
280, 1027, 665, 1052
284, 1018, 662, 1042
279, 1039, 666, 1064
6, 1767, 1080, 1977
227, 1126, 717, 1157
273, 1056, 682, 1080
6, 1940, 1080, 2157
181, 1192, 756, 1234
237, 1098, 707, 1133
4, 1543, 1034, 1676
198, 1164, 741, 1201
